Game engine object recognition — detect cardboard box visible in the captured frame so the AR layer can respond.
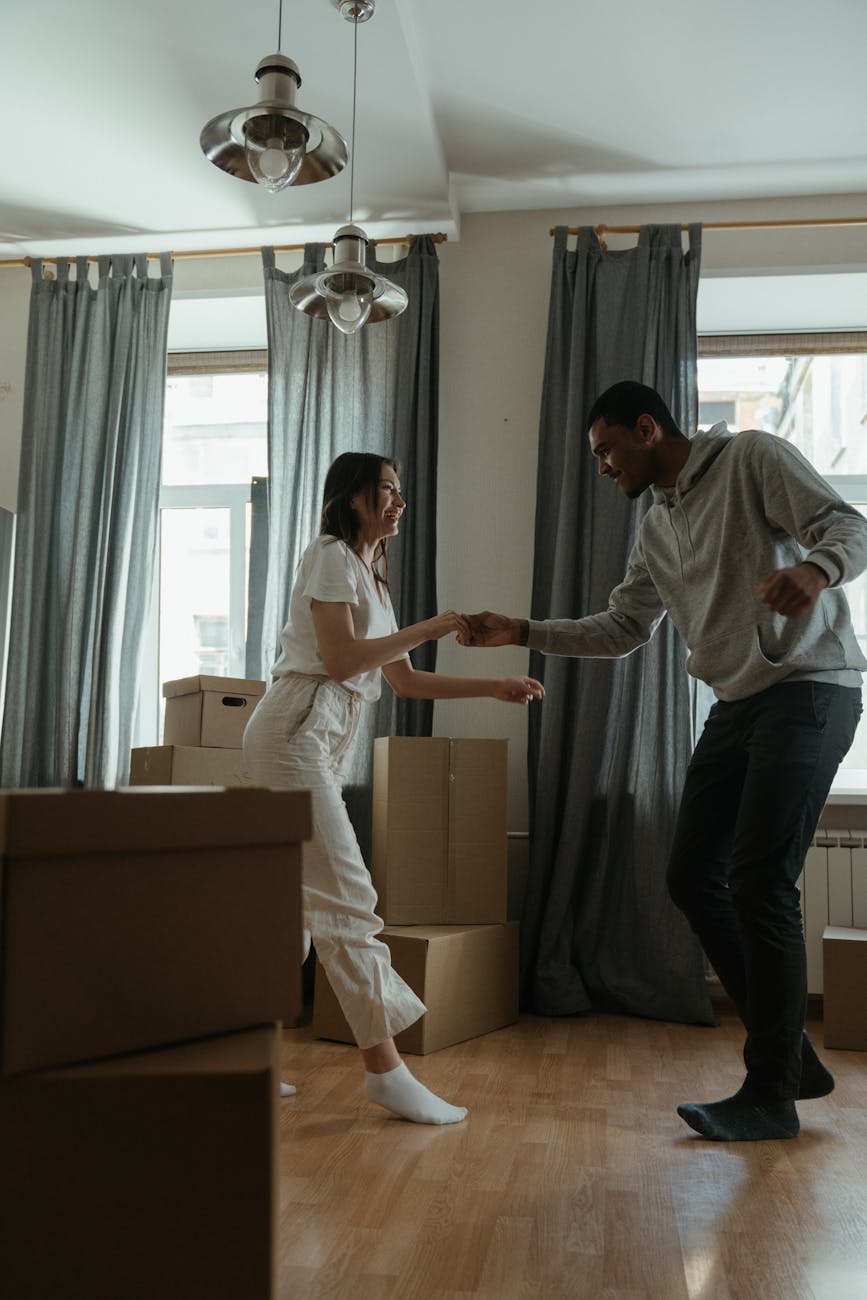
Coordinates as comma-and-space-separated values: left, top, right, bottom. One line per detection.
313, 921, 519, 1054
372, 737, 508, 924
0, 1025, 279, 1300
162, 674, 266, 748
0, 787, 309, 1075
129, 743, 243, 786
823, 925, 867, 1050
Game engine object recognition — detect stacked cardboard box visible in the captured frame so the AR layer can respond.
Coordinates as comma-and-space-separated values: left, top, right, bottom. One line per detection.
0, 786, 309, 1299
314, 737, 519, 1054
129, 673, 265, 787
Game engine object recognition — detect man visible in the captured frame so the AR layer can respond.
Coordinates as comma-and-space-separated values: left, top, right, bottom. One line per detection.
460, 379, 867, 1141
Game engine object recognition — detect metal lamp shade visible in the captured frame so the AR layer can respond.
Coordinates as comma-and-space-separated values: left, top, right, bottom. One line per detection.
200, 54, 348, 186
289, 224, 408, 327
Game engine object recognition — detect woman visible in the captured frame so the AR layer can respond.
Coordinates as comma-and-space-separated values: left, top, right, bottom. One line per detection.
241, 452, 543, 1125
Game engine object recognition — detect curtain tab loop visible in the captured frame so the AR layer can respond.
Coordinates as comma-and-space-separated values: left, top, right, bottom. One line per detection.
303, 242, 327, 274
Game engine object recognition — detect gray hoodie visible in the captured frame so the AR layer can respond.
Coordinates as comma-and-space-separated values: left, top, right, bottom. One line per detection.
527, 424, 867, 701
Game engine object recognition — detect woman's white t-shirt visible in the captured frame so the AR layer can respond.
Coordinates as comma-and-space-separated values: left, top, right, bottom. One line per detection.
271, 535, 401, 702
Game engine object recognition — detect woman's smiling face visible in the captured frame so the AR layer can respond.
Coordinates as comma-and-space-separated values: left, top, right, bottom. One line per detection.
352, 461, 406, 543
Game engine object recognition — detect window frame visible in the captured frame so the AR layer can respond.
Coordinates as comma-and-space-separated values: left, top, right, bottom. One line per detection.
697, 332, 867, 794
134, 350, 268, 750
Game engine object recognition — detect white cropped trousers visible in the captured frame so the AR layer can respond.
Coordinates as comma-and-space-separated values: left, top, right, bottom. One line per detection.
240, 673, 425, 1049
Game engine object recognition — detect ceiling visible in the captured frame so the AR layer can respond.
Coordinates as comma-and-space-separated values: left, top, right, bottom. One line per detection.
3, 0, 867, 260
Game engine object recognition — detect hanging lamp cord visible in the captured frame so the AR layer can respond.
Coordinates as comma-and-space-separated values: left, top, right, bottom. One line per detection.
349, 14, 359, 224
277, 0, 283, 50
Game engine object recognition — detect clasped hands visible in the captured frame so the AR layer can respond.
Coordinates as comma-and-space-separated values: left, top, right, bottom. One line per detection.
435, 609, 542, 703
436, 610, 521, 648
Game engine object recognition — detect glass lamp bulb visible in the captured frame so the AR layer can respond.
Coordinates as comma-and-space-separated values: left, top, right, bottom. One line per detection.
325, 288, 374, 334
243, 115, 309, 192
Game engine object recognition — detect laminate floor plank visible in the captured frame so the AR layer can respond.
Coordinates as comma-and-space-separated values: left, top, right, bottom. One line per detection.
276, 1014, 867, 1300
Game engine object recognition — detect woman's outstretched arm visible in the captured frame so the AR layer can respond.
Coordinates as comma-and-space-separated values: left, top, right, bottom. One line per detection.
381, 658, 544, 703
311, 599, 468, 683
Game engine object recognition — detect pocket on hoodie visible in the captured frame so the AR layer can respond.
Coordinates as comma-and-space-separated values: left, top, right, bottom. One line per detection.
756, 606, 848, 671
686, 622, 759, 684
755, 614, 802, 668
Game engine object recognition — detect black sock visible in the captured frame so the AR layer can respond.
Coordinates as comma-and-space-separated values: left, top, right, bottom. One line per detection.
677, 1087, 799, 1141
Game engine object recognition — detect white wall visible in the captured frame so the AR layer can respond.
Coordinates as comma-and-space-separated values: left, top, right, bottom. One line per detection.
0, 268, 29, 512
1, 193, 866, 827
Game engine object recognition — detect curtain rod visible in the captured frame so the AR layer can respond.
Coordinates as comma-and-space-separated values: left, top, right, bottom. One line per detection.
0, 232, 449, 270
550, 217, 867, 236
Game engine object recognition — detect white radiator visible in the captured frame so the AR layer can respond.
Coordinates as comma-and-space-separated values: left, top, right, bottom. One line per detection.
802, 830, 867, 993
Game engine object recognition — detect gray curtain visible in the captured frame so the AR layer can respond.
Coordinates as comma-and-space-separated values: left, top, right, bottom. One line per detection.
245, 475, 269, 679
254, 236, 440, 853
0, 254, 173, 788
524, 224, 714, 1026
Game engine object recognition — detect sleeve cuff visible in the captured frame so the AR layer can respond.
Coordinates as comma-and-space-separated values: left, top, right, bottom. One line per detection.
806, 553, 841, 587
525, 619, 548, 651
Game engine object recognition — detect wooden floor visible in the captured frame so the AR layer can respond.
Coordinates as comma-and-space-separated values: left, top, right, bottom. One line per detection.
277, 1014, 867, 1300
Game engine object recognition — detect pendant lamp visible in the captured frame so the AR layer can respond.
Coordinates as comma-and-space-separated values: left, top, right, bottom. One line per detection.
289, 0, 408, 334
200, 0, 348, 192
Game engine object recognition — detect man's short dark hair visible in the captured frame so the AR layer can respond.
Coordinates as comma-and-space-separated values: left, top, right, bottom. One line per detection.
586, 381, 679, 436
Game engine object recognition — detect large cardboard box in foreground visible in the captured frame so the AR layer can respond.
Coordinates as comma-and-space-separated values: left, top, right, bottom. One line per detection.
823, 925, 867, 1050
0, 1025, 279, 1300
163, 673, 265, 748
372, 737, 508, 924
129, 743, 243, 786
0, 787, 309, 1075
313, 921, 519, 1054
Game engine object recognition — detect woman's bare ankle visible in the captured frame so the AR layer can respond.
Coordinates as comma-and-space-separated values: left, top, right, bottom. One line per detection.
362, 1039, 401, 1074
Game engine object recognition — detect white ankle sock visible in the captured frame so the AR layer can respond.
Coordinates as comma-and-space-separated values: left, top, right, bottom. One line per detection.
279, 1082, 296, 1098
363, 1062, 467, 1125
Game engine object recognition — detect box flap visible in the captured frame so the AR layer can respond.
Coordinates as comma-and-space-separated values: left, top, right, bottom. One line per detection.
381, 923, 492, 941
823, 925, 867, 942
162, 675, 266, 699
35, 1024, 280, 1081
0, 788, 311, 856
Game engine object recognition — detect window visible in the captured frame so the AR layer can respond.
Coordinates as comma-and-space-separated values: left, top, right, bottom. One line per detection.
698, 334, 867, 790
136, 352, 268, 745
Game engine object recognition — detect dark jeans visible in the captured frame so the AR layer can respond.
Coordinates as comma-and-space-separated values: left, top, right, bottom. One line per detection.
667, 681, 862, 1100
